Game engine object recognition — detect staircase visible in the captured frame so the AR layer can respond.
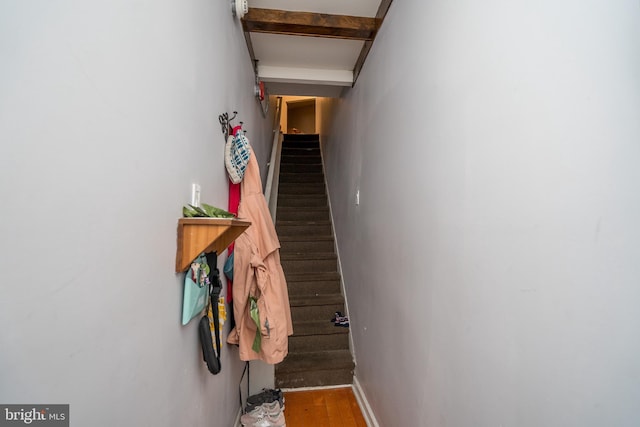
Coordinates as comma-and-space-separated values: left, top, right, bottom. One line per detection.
275, 133, 355, 388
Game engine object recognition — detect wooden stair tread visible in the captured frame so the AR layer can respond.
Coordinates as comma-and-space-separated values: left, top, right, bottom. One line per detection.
279, 172, 323, 177
278, 193, 326, 198
291, 320, 351, 336
281, 154, 321, 159
277, 349, 354, 373
278, 182, 325, 188
283, 133, 319, 140
280, 235, 334, 242
289, 293, 345, 307
286, 272, 341, 282
277, 219, 330, 225
281, 148, 321, 154
277, 206, 329, 212
278, 195, 327, 202
281, 252, 336, 260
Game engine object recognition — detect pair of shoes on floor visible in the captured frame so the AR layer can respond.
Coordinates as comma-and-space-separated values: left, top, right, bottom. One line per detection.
246, 388, 284, 412
331, 311, 349, 327
240, 401, 285, 427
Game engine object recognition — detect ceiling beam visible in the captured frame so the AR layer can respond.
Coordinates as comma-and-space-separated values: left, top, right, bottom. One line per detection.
353, 0, 393, 85
242, 29, 257, 66
242, 8, 378, 41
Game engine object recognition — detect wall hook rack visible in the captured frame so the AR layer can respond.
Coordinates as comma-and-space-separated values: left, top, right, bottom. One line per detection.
218, 111, 238, 141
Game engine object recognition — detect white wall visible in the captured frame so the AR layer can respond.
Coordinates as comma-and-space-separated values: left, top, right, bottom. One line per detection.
323, 1, 640, 426
0, 2, 272, 426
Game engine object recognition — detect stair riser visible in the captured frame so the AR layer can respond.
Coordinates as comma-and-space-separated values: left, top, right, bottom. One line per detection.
286, 280, 342, 296
275, 369, 354, 389
281, 258, 338, 274
279, 173, 324, 183
283, 134, 319, 143
290, 322, 349, 337
282, 144, 319, 151
278, 197, 327, 208
277, 224, 332, 236
288, 334, 349, 353
280, 240, 335, 253
280, 155, 322, 165
277, 209, 330, 221
291, 303, 345, 322
280, 164, 323, 174
282, 140, 319, 149
278, 183, 326, 194
282, 147, 320, 154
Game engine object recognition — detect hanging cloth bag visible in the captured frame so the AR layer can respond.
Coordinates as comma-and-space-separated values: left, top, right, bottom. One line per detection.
224, 130, 251, 184
181, 254, 210, 325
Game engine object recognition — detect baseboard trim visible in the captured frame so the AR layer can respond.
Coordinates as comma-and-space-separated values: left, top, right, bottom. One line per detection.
318, 136, 357, 365
281, 384, 352, 393
352, 377, 380, 427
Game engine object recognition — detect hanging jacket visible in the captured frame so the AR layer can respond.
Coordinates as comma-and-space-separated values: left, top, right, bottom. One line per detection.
227, 148, 293, 364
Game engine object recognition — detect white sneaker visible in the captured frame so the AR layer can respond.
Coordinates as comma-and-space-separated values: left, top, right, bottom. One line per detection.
240, 406, 286, 427
261, 400, 284, 416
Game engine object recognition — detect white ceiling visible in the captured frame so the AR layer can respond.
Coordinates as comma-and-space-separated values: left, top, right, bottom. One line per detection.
242, 0, 385, 97
251, 34, 364, 71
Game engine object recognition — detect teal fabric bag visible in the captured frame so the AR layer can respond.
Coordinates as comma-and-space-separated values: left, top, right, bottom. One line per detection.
223, 252, 234, 281
182, 254, 210, 325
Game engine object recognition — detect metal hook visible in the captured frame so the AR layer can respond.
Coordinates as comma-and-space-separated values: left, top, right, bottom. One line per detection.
218, 111, 239, 141
218, 113, 229, 140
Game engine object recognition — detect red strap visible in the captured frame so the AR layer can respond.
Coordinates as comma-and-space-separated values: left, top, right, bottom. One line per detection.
227, 181, 241, 302
226, 125, 243, 302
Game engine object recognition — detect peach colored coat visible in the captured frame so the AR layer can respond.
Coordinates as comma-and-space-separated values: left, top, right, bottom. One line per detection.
227, 149, 293, 364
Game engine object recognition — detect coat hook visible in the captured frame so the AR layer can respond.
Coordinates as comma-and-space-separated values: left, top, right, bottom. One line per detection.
218, 113, 229, 140
219, 111, 240, 141
218, 113, 229, 141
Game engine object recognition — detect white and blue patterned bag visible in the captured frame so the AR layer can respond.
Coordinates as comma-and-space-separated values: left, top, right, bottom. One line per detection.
225, 131, 251, 184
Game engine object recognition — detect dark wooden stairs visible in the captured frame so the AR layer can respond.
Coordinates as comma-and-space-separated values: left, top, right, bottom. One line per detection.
275, 133, 354, 388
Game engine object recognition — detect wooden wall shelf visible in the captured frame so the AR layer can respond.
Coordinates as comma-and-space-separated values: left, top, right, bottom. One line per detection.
175, 217, 251, 272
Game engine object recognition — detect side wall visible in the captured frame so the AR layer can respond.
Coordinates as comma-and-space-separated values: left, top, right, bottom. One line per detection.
0, 2, 271, 426
323, 1, 640, 426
